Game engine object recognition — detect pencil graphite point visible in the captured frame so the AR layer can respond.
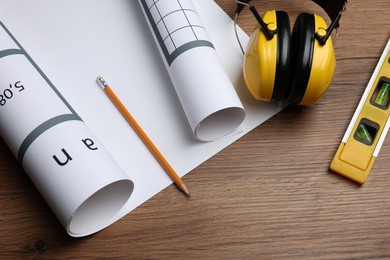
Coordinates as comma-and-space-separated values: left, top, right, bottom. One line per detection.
179, 184, 191, 198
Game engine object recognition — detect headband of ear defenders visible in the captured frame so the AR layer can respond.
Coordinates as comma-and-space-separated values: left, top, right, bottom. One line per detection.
236, 0, 347, 19
236, 0, 347, 42
311, 0, 347, 28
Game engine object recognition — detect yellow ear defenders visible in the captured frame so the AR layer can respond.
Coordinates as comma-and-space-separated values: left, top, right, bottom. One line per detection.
235, 0, 347, 105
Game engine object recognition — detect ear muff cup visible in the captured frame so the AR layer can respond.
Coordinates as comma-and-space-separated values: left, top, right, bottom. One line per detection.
272, 11, 291, 101
243, 9, 335, 105
287, 13, 315, 104
242, 10, 291, 102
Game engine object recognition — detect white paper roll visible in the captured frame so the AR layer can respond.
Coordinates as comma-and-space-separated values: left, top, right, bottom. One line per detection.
139, 0, 246, 141
22, 120, 134, 237
0, 21, 134, 237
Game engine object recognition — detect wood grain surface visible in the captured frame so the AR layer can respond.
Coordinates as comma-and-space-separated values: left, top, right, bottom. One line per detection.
1, 0, 389, 259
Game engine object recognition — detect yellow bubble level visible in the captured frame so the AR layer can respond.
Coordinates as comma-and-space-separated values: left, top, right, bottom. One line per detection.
330, 38, 390, 184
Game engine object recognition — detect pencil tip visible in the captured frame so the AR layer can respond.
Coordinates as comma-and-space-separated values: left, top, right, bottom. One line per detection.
178, 184, 191, 199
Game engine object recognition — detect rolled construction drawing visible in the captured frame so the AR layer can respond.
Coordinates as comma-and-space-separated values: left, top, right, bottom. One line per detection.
139, 0, 246, 141
0, 21, 134, 237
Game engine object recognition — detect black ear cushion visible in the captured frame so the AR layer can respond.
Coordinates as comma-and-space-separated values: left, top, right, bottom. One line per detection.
287, 13, 315, 104
272, 11, 291, 101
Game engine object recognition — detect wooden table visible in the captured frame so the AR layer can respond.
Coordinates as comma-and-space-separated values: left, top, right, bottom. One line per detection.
1, 1, 389, 259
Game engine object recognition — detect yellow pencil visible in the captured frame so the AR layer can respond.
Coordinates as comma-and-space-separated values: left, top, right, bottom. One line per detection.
96, 76, 190, 197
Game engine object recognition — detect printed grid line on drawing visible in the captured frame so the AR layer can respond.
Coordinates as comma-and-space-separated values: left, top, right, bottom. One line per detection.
141, 0, 214, 66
